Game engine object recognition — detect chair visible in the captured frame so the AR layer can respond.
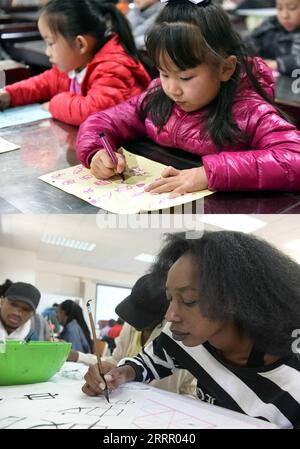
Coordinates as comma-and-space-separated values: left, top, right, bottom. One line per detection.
0, 21, 41, 59
0, 58, 30, 84
93, 339, 108, 357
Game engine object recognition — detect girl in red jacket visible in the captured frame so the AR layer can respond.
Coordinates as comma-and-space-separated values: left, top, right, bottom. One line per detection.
76, 0, 300, 192
0, 0, 150, 126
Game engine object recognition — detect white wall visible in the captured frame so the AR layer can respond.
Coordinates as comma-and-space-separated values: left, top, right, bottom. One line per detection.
0, 246, 137, 324
36, 261, 137, 325
0, 246, 37, 285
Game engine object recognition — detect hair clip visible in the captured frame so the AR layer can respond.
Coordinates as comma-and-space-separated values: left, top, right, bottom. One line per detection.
160, 0, 210, 4
104, 28, 113, 38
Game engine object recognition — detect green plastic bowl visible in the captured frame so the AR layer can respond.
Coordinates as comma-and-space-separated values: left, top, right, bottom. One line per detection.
0, 340, 71, 385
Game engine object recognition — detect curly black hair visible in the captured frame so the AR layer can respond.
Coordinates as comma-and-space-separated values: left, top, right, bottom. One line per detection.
0, 279, 13, 297
150, 231, 300, 358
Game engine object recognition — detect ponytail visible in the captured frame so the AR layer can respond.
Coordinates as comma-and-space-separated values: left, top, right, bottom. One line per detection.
59, 300, 93, 351
98, 3, 139, 59
41, 0, 139, 59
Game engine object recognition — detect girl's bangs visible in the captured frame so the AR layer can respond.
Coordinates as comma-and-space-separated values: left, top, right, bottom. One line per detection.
147, 23, 210, 71
43, 11, 70, 40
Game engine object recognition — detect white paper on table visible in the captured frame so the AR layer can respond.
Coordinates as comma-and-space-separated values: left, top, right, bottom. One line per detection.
0, 137, 20, 153
0, 104, 52, 129
0, 380, 278, 429
39, 148, 214, 213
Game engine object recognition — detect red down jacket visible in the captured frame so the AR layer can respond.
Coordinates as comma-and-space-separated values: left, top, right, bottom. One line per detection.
5, 35, 151, 126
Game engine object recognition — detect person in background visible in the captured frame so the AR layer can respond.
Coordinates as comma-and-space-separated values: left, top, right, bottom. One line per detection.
99, 318, 116, 339
108, 317, 124, 339
103, 318, 124, 353
30, 313, 51, 341
247, 0, 300, 76
127, 0, 163, 49
41, 302, 60, 333
0, 0, 150, 126
0, 282, 41, 341
83, 231, 300, 429
57, 299, 92, 353
76, 0, 300, 193
0, 279, 13, 297
71, 273, 197, 397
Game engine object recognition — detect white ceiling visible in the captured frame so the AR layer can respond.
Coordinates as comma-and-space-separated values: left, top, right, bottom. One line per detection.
0, 214, 299, 275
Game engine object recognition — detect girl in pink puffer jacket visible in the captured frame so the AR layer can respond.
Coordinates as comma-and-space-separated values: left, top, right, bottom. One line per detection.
76, 0, 300, 193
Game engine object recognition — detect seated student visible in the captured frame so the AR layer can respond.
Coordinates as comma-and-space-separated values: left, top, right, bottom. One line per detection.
76, 0, 300, 193
104, 317, 124, 352
127, 0, 163, 49
247, 0, 300, 76
30, 313, 51, 341
41, 302, 60, 333
83, 231, 300, 429
57, 299, 92, 353
71, 273, 197, 397
0, 282, 41, 341
0, 0, 151, 126
98, 318, 115, 339
108, 317, 124, 339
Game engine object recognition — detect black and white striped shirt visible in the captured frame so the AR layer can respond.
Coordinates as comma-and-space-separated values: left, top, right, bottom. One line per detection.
119, 324, 300, 429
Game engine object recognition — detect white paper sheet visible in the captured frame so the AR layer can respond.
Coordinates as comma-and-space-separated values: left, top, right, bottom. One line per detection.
0, 137, 20, 153
39, 149, 214, 213
0, 104, 51, 129
0, 365, 278, 429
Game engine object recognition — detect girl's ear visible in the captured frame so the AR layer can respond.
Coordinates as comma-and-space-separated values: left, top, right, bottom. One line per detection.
220, 55, 237, 82
75, 35, 89, 54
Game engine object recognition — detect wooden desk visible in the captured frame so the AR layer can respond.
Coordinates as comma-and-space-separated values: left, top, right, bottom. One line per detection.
234, 8, 276, 17
276, 75, 300, 108
233, 7, 276, 30
8, 39, 49, 68
1, 119, 300, 214
0, 119, 94, 213
8, 10, 40, 22
275, 76, 300, 129
0, 58, 30, 83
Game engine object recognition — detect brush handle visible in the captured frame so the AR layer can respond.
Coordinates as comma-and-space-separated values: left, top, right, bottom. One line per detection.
99, 132, 118, 166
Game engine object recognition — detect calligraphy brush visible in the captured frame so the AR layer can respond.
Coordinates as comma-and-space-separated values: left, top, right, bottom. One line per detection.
86, 300, 110, 403
48, 319, 55, 342
99, 132, 125, 182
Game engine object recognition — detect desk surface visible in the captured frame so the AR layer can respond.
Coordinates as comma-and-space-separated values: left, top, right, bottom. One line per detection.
11, 39, 50, 68
276, 75, 300, 108
0, 116, 300, 214
9, 11, 40, 22
0, 119, 96, 213
0, 362, 277, 429
234, 8, 276, 17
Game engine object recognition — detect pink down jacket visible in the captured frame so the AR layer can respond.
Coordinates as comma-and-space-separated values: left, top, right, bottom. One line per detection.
76, 57, 300, 191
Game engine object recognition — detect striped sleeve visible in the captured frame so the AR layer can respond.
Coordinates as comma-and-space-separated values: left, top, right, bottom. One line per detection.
117, 332, 181, 382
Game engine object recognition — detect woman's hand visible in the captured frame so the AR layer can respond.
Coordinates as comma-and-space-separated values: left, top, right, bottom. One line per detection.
90, 150, 126, 180
144, 166, 208, 197
82, 364, 136, 396
0, 90, 11, 109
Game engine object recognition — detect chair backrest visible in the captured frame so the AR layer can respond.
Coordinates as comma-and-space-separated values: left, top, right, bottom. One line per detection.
0, 58, 30, 84
93, 339, 108, 357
